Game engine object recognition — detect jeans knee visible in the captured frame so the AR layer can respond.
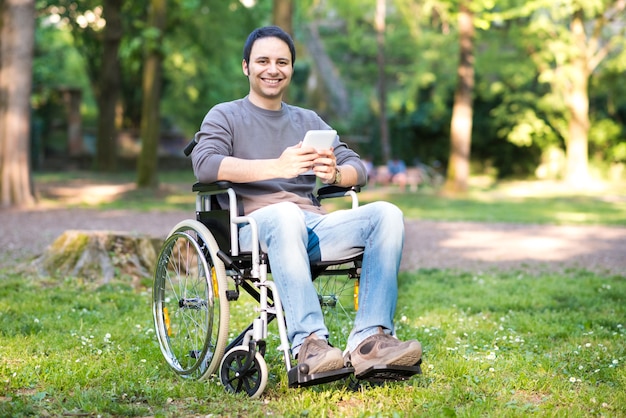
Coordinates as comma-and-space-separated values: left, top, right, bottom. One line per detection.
271, 201, 305, 218
369, 201, 403, 226
256, 202, 307, 244
267, 202, 306, 230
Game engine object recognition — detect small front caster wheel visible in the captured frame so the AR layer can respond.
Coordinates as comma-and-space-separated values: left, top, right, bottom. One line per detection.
219, 346, 268, 398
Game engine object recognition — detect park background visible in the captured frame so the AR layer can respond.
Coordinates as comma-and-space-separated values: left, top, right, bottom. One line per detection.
1, 0, 626, 204
0, 1, 625, 417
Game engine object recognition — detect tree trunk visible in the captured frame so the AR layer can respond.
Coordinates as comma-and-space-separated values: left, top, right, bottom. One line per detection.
375, 0, 391, 163
62, 88, 84, 156
273, 0, 293, 104
0, 0, 36, 208
273, 0, 293, 36
94, 0, 123, 172
564, 10, 590, 185
445, 2, 474, 194
137, 0, 166, 188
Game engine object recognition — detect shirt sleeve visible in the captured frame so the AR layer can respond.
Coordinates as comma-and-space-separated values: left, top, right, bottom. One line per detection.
191, 105, 232, 183
333, 141, 368, 187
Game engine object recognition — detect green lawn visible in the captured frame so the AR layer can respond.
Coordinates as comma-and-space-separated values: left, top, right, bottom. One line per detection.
1, 172, 623, 416
0, 269, 623, 417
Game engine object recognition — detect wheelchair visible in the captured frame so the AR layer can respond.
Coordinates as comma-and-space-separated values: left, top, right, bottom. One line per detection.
152, 173, 421, 398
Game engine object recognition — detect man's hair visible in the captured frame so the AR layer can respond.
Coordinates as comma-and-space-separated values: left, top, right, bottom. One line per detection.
243, 26, 296, 67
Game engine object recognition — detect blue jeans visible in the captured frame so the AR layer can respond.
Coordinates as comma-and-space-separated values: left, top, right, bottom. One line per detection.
238, 200, 404, 356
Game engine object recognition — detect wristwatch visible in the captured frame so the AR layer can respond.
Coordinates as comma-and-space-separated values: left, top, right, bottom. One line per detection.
331, 167, 342, 185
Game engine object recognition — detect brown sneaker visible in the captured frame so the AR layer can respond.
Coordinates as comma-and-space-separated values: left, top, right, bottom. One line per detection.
297, 334, 344, 375
346, 328, 422, 376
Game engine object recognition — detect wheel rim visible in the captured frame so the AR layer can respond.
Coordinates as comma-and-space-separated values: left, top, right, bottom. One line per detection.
220, 347, 267, 398
153, 221, 229, 380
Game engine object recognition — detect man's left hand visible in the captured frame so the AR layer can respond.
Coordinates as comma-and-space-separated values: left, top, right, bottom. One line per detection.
313, 148, 337, 184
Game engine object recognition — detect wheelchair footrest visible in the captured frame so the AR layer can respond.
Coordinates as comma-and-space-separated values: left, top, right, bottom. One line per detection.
288, 365, 355, 388
355, 360, 422, 383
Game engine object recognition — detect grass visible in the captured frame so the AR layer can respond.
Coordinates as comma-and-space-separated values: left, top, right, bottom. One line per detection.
1, 170, 623, 416
0, 269, 624, 417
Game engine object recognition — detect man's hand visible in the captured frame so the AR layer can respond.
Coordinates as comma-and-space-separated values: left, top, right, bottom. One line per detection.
277, 143, 321, 178
311, 147, 337, 184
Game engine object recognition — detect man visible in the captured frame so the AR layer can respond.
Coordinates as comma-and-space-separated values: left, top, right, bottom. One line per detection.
191, 26, 422, 376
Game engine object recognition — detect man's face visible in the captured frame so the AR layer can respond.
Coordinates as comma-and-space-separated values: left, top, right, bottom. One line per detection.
243, 36, 293, 109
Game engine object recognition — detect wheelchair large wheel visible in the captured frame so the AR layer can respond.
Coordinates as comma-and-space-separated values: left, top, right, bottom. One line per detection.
314, 269, 359, 350
153, 219, 229, 380
220, 345, 268, 399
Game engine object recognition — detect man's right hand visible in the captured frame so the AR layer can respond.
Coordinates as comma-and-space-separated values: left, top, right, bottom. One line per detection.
278, 143, 320, 178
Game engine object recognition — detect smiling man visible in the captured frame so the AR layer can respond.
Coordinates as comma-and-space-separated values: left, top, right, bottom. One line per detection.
191, 26, 422, 377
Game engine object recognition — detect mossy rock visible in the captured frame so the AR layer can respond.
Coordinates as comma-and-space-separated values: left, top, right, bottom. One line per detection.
34, 230, 162, 285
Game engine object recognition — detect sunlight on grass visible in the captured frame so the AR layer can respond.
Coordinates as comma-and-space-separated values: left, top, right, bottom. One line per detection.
163, 194, 195, 205
39, 183, 136, 206
554, 211, 602, 223
32, 171, 626, 225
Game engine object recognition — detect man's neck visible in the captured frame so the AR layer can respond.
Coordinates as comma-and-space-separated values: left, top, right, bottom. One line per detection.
248, 92, 283, 111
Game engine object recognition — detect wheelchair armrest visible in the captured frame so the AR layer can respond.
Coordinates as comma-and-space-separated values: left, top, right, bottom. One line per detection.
317, 185, 361, 200
317, 185, 361, 209
192, 181, 233, 193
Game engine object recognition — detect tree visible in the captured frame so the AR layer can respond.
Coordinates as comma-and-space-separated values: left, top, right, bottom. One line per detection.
308, 0, 413, 160
136, 0, 166, 188
37, 1, 125, 172
94, 0, 123, 172
273, 0, 293, 35
445, 0, 474, 193
0, 0, 36, 207
513, 0, 626, 184
375, 0, 391, 163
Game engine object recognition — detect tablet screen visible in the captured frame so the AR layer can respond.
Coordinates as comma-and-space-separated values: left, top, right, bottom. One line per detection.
301, 130, 337, 151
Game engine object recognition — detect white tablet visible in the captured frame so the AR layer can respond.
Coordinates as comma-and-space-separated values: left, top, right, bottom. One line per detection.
301, 130, 337, 151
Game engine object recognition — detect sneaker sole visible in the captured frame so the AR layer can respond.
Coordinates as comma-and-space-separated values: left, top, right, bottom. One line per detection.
352, 343, 422, 376
305, 356, 345, 375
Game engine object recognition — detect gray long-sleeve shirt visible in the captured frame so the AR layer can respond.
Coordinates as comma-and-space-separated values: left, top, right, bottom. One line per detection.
191, 96, 367, 215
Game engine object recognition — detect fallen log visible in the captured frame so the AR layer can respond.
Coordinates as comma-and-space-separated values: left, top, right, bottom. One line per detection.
34, 230, 162, 285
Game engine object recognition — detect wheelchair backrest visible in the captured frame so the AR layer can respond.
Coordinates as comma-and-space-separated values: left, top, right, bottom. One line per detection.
197, 209, 232, 254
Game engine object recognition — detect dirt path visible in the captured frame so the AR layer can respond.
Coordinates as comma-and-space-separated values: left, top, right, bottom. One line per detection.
1, 207, 625, 275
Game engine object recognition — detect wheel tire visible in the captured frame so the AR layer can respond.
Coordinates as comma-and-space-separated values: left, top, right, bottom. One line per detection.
153, 219, 230, 380
220, 346, 268, 398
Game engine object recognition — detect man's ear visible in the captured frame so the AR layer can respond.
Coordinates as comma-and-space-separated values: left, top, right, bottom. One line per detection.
242, 59, 249, 76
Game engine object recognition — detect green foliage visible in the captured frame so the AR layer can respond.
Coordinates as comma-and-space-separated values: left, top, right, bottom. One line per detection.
33, 0, 269, 137
31, 0, 626, 180
160, 1, 265, 134
506, 0, 626, 170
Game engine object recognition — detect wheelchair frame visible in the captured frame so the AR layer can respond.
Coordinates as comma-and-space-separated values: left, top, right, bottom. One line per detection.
152, 181, 420, 398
